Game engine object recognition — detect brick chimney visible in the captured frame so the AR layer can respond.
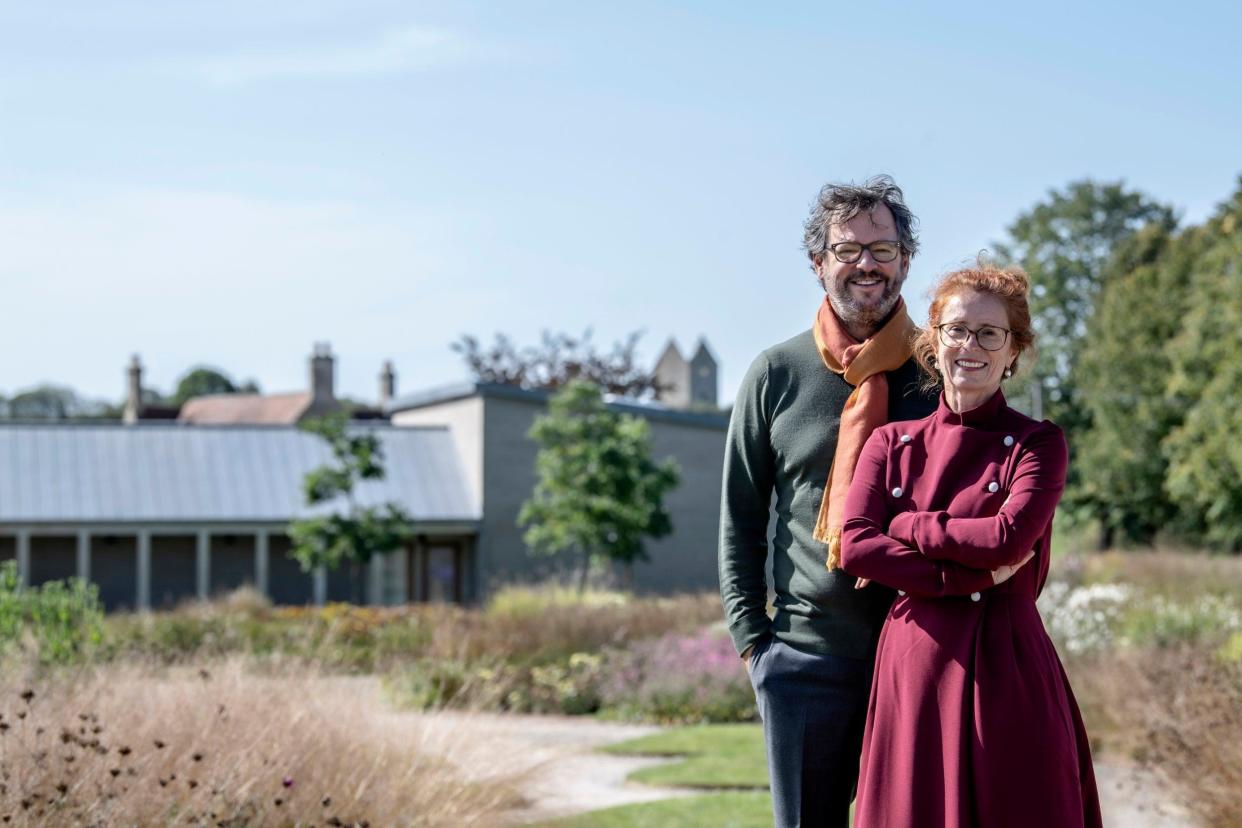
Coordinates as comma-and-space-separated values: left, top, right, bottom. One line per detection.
123, 354, 143, 424
309, 342, 335, 404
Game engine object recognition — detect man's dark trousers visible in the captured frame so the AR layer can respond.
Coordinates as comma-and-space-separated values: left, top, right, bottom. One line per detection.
748, 635, 873, 828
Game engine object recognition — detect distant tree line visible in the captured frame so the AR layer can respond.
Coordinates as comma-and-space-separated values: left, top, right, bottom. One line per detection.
996, 176, 1242, 552
0, 367, 260, 421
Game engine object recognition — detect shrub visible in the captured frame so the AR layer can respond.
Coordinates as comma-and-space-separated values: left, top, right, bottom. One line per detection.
1119, 593, 1242, 648
486, 583, 629, 618
1037, 580, 1131, 656
0, 561, 105, 666
598, 626, 756, 724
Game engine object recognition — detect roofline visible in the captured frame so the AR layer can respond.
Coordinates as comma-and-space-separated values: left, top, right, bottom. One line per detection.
0, 519, 481, 534
0, 421, 451, 432
387, 381, 729, 429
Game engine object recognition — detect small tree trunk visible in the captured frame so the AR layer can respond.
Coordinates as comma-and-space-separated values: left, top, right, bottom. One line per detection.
351, 560, 362, 605
1097, 523, 1114, 553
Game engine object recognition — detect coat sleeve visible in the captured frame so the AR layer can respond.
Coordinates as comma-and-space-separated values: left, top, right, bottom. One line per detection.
718, 354, 776, 656
887, 423, 1068, 569
841, 430, 996, 598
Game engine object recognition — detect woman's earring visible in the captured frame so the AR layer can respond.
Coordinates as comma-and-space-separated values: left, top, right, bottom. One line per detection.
1003, 366, 1013, 379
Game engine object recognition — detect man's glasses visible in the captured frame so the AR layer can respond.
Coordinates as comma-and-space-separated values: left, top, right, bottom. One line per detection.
936, 323, 1012, 352
828, 240, 903, 264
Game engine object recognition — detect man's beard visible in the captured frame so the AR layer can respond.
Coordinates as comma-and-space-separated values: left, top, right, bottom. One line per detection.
823, 270, 904, 333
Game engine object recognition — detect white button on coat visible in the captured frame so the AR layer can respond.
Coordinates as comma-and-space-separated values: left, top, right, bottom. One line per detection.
970, 592, 981, 602
892, 487, 903, 498
897, 590, 906, 596
900, 434, 912, 444
1004, 435, 1015, 447
987, 482, 1000, 493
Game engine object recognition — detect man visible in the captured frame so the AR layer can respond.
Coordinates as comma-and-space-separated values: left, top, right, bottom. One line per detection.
719, 175, 936, 827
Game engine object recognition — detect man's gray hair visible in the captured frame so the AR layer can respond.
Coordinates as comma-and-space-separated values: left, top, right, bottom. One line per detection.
802, 175, 920, 269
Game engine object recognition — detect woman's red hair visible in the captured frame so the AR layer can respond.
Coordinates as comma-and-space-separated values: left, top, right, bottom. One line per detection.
913, 260, 1036, 388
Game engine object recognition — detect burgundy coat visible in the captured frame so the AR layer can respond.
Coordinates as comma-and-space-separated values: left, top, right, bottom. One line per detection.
841, 390, 1101, 828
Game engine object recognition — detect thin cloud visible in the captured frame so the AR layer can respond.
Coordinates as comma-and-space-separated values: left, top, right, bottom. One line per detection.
192, 25, 493, 86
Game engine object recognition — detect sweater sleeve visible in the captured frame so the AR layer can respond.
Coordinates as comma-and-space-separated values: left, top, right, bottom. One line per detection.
888, 423, 1068, 569
718, 354, 776, 656
841, 430, 996, 598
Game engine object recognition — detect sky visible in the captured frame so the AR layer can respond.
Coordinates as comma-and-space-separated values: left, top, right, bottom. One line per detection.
2, 1, 1239, 408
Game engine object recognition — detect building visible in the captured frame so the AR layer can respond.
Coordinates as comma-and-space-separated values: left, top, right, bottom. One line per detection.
0, 423, 477, 610
653, 338, 718, 410
0, 337, 727, 608
388, 381, 728, 599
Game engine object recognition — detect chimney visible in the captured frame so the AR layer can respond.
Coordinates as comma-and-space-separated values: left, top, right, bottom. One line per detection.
379, 360, 396, 408
310, 342, 335, 403
123, 354, 143, 424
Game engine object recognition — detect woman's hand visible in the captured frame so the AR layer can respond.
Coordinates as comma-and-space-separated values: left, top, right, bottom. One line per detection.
992, 550, 1036, 585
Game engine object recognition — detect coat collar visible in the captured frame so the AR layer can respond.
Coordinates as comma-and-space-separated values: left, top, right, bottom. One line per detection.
934, 388, 1007, 428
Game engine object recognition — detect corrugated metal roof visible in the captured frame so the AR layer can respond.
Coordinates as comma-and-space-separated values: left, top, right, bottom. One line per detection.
0, 424, 479, 524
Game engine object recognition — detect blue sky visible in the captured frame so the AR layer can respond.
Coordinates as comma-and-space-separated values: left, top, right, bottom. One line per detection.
2, 1, 1239, 406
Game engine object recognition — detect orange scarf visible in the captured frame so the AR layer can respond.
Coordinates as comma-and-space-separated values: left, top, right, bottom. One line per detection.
812, 296, 917, 570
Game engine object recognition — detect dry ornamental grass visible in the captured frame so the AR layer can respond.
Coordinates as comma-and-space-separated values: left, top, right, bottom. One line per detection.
0, 658, 528, 827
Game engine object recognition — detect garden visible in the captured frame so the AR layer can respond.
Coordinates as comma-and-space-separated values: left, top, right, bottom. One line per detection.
0, 542, 1238, 826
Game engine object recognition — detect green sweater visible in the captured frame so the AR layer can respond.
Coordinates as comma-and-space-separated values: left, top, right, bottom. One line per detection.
718, 329, 937, 660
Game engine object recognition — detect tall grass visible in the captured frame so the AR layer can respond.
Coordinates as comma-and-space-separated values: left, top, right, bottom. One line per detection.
0, 658, 528, 827
1044, 550, 1242, 828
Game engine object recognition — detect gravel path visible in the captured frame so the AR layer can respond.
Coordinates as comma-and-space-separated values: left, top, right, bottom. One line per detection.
1095, 761, 1199, 828
407, 711, 700, 823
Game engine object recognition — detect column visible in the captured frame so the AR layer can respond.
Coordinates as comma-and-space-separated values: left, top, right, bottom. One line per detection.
15, 530, 30, 588
313, 566, 327, 606
255, 530, 270, 598
76, 530, 91, 583
136, 530, 151, 611
196, 530, 210, 601
368, 554, 384, 606
392, 546, 409, 605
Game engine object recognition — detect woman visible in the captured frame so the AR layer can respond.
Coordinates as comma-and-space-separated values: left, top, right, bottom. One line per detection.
840, 263, 1102, 827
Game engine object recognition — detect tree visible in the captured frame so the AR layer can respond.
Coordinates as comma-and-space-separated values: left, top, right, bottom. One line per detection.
1073, 222, 1197, 546
172, 367, 260, 405
1161, 181, 1242, 551
5, 384, 114, 420
993, 181, 1177, 435
287, 414, 415, 603
518, 380, 680, 592
452, 329, 666, 399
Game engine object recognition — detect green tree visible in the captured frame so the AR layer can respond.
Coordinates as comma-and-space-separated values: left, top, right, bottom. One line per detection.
994, 180, 1177, 435
1161, 181, 1242, 551
172, 366, 260, 405
287, 414, 415, 603
1074, 222, 1198, 546
518, 380, 680, 592
6, 384, 105, 420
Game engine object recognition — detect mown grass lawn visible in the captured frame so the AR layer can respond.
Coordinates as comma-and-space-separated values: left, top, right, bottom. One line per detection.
603, 723, 768, 789
537, 724, 771, 827
541, 791, 773, 828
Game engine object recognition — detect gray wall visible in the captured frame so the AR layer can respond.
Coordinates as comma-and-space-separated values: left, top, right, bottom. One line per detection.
476, 394, 726, 598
